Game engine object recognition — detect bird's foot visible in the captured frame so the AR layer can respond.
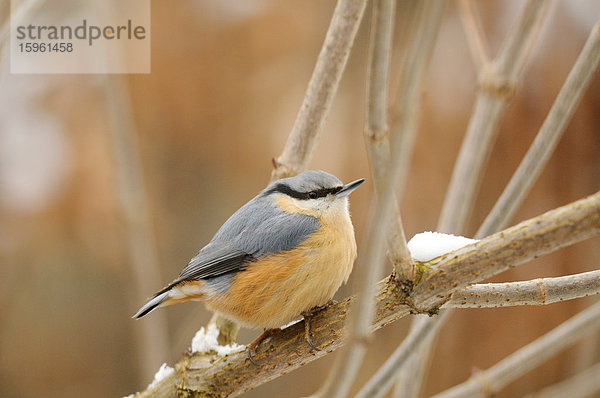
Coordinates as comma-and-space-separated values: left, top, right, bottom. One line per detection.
301, 300, 334, 351
246, 327, 280, 365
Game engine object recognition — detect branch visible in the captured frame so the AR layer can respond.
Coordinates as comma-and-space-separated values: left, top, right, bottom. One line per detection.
431, 300, 600, 398
523, 361, 600, 398
478, 19, 600, 236
266, 0, 368, 346
388, 0, 446, 204
446, 270, 600, 308
132, 191, 600, 397
363, 0, 414, 282
457, 0, 490, 70
438, 0, 551, 234
270, 0, 367, 181
363, 0, 445, 283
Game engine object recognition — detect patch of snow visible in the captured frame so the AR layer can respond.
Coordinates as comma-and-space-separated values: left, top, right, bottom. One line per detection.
407, 232, 478, 262
281, 318, 302, 329
148, 363, 174, 390
191, 323, 245, 356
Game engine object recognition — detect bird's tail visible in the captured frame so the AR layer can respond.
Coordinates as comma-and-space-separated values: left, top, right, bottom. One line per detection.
132, 282, 206, 319
132, 291, 170, 319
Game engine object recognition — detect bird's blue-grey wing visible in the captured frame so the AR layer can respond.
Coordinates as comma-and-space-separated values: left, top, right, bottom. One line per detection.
169, 195, 320, 286
212, 194, 320, 257
176, 242, 251, 281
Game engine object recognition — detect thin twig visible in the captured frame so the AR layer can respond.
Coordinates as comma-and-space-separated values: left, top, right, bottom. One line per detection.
270, 0, 368, 181
388, 0, 447, 203
438, 0, 551, 234
131, 191, 600, 397
431, 300, 600, 398
523, 361, 600, 398
446, 270, 600, 308
457, 0, 490, 70
363, 0, 414, 281
478, 19, 600, 237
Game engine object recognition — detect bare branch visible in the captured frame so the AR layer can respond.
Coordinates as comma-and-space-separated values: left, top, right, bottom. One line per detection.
523, 361, 600, 398
363, 0, 414, 280
388, 0, 446, 204
457, 0, 490, 70
431, 301, 600, 398
132, 191, 600, 397
446, 270, 600, 308
438, 0, 551, 234
270, 0, 367, 181
478, 19, 600, 236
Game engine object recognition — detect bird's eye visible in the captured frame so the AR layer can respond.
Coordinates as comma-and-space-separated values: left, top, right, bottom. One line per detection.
308, 191, 318, 199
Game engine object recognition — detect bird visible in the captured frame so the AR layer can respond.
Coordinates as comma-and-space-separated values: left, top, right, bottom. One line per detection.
133, 170, 364, 360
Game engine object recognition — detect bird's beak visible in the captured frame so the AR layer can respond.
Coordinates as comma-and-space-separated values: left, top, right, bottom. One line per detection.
336, 178, 365, 198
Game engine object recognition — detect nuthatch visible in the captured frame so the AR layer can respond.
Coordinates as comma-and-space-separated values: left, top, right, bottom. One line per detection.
133, 170, 364, 359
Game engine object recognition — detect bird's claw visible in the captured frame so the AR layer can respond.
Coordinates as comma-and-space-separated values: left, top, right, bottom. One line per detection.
302, 301, 333, 352
246, 328, 280, 365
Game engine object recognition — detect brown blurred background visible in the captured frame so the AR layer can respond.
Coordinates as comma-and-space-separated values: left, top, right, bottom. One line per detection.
1, 1, 600, 397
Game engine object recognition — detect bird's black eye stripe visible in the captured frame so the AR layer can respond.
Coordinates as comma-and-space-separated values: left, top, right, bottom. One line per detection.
265, 183, 343, 200
309, 186, 343, 199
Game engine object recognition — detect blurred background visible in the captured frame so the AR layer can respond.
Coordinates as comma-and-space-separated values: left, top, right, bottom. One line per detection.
1, 0, 600, 397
